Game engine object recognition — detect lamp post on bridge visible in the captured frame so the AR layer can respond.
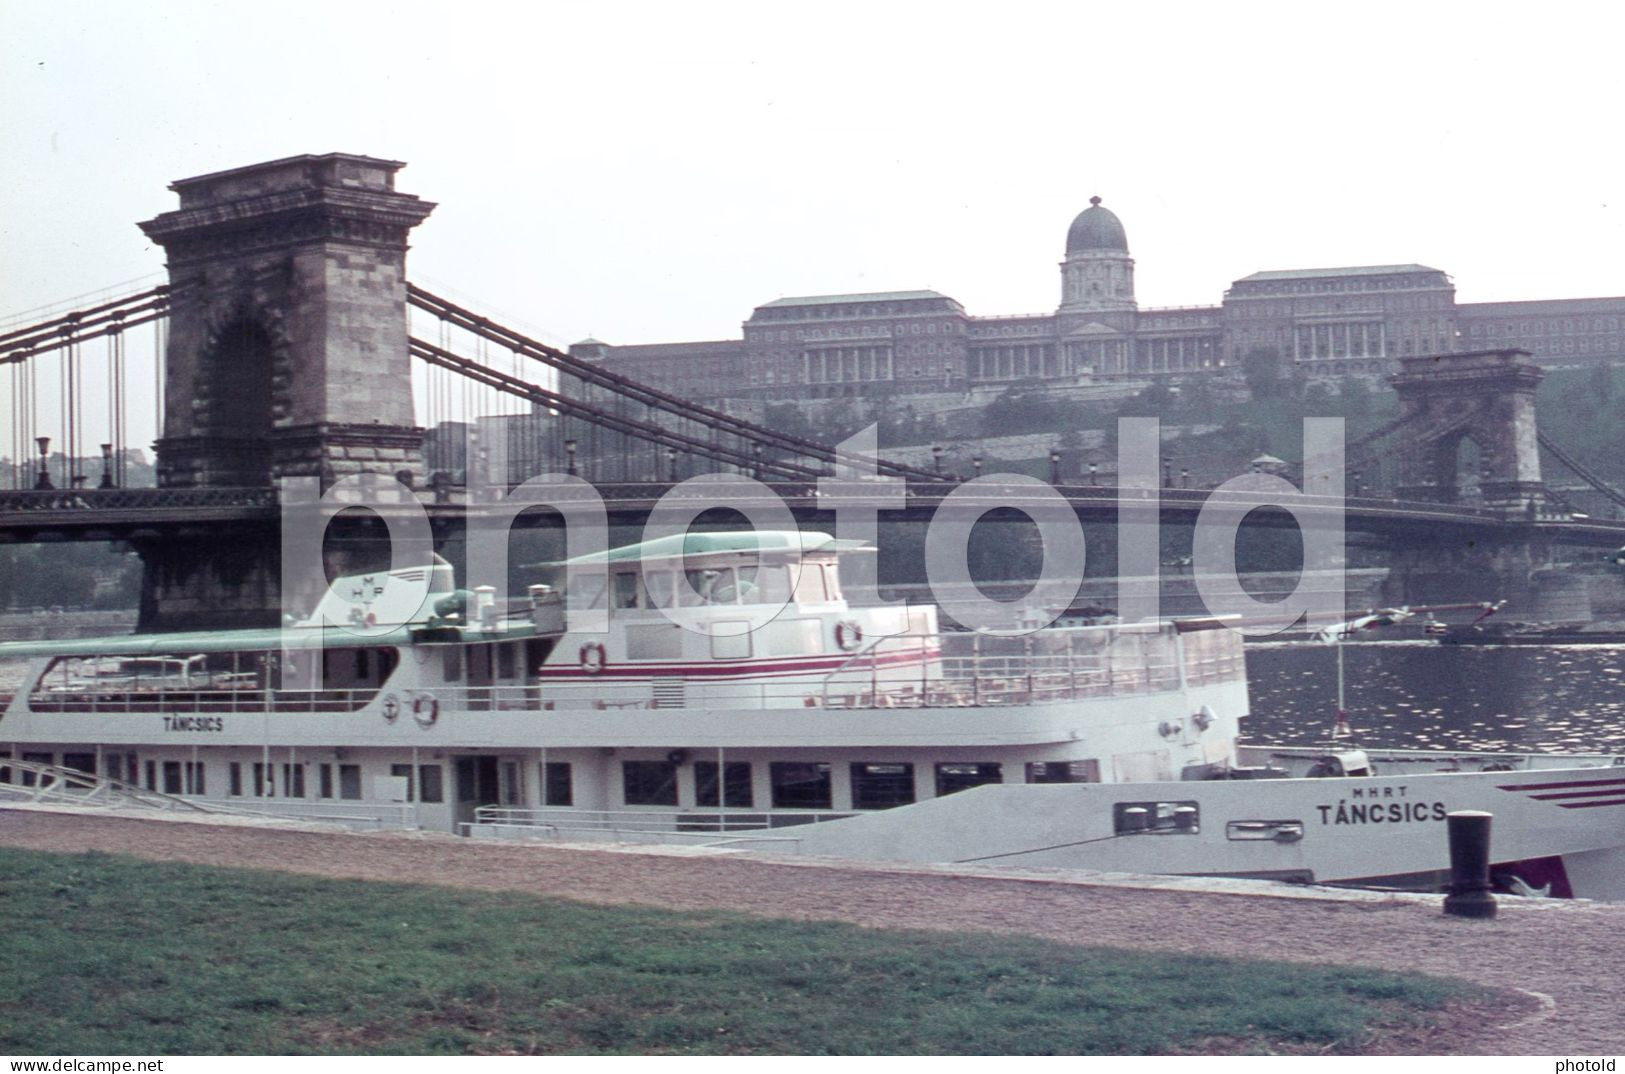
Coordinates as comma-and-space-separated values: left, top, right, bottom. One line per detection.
1352, 469, 1363, 497
564, 438, 578, 477
1050, 449, 1062, 486
932, 445, 944, 477
667, 446, 679, 483
972, 455, 982, 478
1163, 457, 1172, 489
99, 444, 116, 489
1089, 461, 1098, 486
752, 442, 763, 480
34, 437, 52, 490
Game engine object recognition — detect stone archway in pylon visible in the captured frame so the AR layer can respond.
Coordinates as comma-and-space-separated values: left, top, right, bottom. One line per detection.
1389, 349, 1546, 509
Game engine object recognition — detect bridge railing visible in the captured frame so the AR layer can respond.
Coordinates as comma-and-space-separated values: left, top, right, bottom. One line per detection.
0, 487, 278, 512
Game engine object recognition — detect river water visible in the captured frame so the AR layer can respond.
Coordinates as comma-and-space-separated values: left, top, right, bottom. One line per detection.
1243, 641, 1625, 753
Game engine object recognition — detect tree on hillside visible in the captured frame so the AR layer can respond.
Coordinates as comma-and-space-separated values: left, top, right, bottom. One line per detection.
1242, 345, 1299, 400
982, 381, 1059, 436
1115, 379, 1176, 419
1589, 362, 1615, 404
762, 403, 818, 443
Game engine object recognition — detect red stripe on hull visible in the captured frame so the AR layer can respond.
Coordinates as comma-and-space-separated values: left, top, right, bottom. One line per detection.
1555, 797, 1625, 809
1498, 775, 1625, 793
1525, 787, 1625, 802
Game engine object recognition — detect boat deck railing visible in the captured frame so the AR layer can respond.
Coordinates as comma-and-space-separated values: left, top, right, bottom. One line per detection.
0, 757, 211, 811
15, 624, 1244, 716
0, 758, 420, 829
463, 805, 851, 847
1243, 743, 1625, 775
25, 687, 378, 714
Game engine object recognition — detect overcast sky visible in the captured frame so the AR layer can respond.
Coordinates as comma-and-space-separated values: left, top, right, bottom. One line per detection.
3, 1, 1623, 349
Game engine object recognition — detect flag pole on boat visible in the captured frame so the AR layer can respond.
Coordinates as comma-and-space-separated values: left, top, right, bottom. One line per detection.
1315, 601, 1504, 741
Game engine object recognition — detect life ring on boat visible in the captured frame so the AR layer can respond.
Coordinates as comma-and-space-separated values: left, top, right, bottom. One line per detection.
411, 693, 439, 728
835, 620, 864, 652
579, 641, 607, 674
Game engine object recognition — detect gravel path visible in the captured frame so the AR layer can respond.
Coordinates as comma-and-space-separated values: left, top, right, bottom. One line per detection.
4, 807, 1619, 1055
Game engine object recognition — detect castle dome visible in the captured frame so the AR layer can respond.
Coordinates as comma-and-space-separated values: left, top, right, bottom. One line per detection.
1065, 196, 1128, 255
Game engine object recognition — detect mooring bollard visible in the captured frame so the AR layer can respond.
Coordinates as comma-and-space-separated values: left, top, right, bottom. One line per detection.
1442, 809, 1497, 919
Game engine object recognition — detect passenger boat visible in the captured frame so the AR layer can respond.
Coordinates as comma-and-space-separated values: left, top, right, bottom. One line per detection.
3, 531, 1624, 900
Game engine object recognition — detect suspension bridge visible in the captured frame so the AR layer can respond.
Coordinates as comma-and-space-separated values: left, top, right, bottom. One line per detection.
1, 154, 1622, 628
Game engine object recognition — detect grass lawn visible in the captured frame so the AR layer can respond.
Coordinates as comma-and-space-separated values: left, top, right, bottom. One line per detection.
0, 847, 1483, 1055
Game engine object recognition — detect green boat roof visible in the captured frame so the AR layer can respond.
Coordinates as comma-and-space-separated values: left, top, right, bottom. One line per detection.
553, 530, 868, 567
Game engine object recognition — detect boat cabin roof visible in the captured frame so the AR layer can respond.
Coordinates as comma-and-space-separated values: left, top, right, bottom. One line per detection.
552, 530, 870, 569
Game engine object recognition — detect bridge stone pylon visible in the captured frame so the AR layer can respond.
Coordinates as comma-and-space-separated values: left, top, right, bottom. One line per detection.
139, 154, 435, 488
128, 155, 435, 630
1388, 348, 1545, 511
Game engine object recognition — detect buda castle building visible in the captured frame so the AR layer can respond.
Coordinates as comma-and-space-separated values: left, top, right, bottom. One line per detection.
571, 198, 1625, 402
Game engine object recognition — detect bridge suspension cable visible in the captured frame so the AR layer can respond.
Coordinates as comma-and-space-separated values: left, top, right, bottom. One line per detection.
0, 285, 175, 364
0, 284, 170, 489
407, 284, 944, 483
409, 337, 829, 481
1538, 431, 1625, 511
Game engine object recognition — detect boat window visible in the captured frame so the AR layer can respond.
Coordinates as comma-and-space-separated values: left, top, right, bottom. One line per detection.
442, 647, 462, 682
791, 562, 828, 604
613, 572, 640, 609
1226, 820, 1303, 843
497, 643, 517, 680
935, 762, 1003, 797
419, 764, 444, 804
62, 752, 95, 775
1114, 800, 1200, 835
643, 571, 675, 610
339, 764, 362, 800
252, 762, 274, 798
770, 761, 832, 809
229, 762, 243, 797
318, 763, 333, 799
823, 562, 843, 601
283, 763, 306, 799
390, 763, 416, 802
541, 761, 573, 807
740, 564, 791, 605
695, 761, 753, 807
1025, 760, 1101, 784
622, 760, 678, 806
572, 574, 608, 610
524, 639, 554, 681
185, 761, 205, 795
710, 622, 752, 660
626, 623, 683, 660
162, 761, 183, 795
468, 644, 494, 686
850, 763, 915, 809
683, 567, 736, 605
144, 760, 156, 792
